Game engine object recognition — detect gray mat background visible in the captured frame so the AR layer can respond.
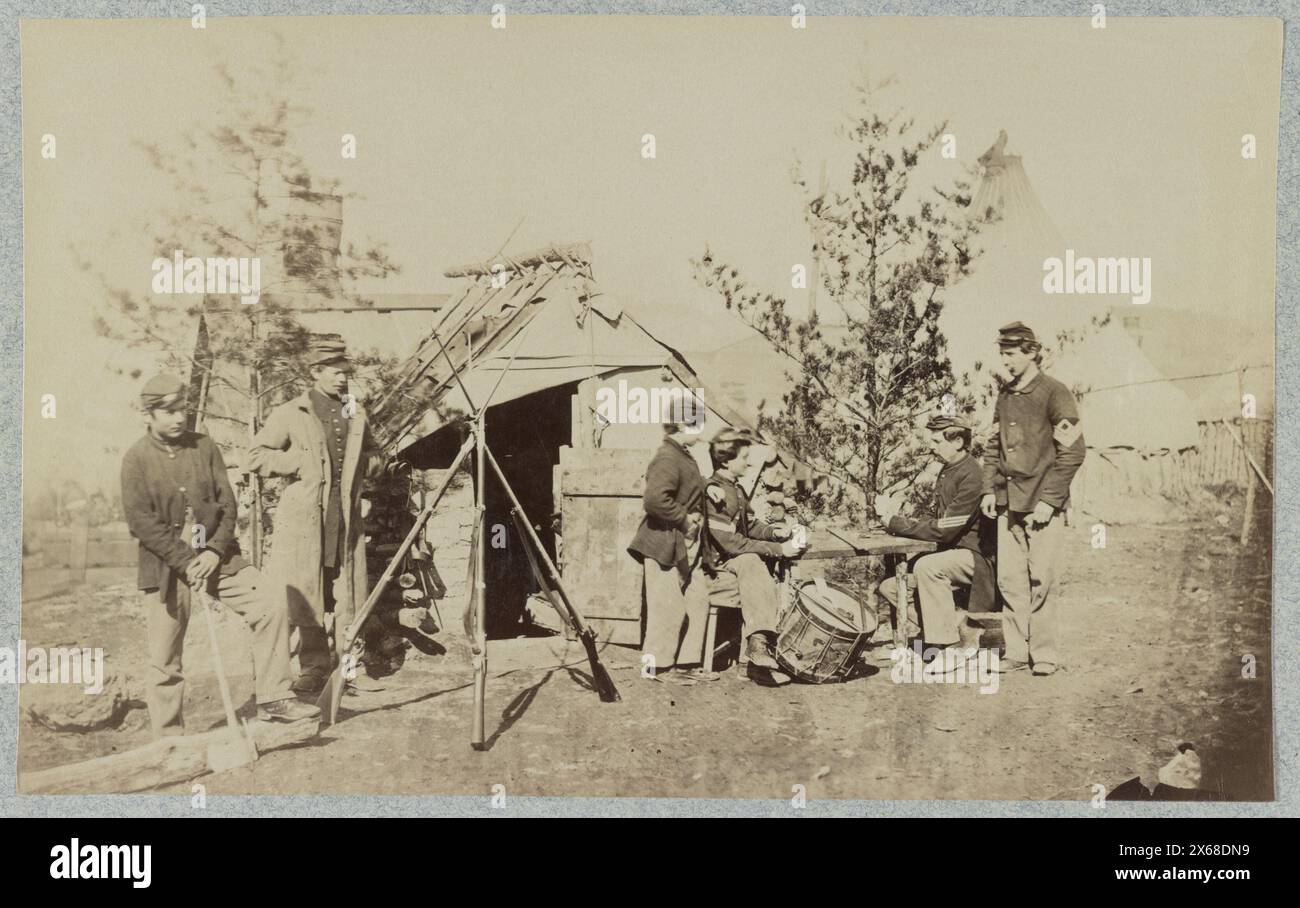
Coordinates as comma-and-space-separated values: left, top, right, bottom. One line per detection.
0, 0, 1293, 818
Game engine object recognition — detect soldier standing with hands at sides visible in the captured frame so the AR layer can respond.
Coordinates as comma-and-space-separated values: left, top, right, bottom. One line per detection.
248, 335, 375, 696
628, 417, 713, 683
120, 374, 319, 739
979, 322, 1086, 676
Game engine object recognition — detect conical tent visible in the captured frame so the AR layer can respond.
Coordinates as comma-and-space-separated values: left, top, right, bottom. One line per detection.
1050, 321, 1201, 450
941, 132, 1200, 454
969, 130, 1064, 255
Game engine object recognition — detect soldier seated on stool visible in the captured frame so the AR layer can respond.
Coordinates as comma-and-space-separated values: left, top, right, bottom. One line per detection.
874, 414, 995, 677
702, 428, 805, 680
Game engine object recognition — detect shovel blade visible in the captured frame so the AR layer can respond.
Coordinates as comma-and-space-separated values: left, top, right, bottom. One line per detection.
316, 669, 342, 728
206, 737, 257, 773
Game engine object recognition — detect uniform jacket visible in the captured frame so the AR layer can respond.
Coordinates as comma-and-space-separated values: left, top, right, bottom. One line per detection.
888, 453, 997, 613
627, 438, 706, 570
248, 391, 371, 629
982, 370, 1086, 513
121, 431, 247, 592
888, 454, 983, 553
703, 470, 784, 570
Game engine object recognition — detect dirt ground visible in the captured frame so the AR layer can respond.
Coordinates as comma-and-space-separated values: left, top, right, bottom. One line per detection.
17, 495, 1272, 801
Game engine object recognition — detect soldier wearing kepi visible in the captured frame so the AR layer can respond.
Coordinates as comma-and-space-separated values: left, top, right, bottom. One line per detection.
249, 335, 374, 695
120, 374, 319, 738
874, 414, 995, 676
703, 428, 804, 681
979, 322, 1086, 676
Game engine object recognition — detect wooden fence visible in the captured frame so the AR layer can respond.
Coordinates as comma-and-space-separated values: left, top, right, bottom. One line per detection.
25, 520, 136, 582
1070, 418, 1272, 529
1187, 418, 1273, 487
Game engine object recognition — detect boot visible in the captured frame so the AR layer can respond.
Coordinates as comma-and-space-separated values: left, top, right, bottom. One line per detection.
292, 626, 332, 694
747, 662, 793, 686
746, 632, 779, 670
291, 668, 327, 695
258, 698, 322, 722
958, 619, 983, 650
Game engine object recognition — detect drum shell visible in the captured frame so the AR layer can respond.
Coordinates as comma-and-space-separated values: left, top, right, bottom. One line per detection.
774, 580, 870, 683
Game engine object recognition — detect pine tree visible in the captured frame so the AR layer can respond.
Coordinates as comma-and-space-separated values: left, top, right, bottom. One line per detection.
693, 76, 985, 522
80, 37, 403, 560
84, 39, 400, 426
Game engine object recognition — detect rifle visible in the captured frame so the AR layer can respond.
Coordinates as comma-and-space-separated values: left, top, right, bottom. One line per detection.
318, 434, 475, 726
488, 448, 619, 703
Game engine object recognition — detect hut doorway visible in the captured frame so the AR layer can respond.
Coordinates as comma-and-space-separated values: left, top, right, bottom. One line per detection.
388, 383, 574, 639
481, 384, 574, 637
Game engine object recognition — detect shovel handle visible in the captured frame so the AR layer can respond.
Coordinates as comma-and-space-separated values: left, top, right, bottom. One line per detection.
195, 583, 241, 734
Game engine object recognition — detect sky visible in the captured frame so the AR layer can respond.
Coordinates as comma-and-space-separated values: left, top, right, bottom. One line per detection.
21, 14, 1282, 495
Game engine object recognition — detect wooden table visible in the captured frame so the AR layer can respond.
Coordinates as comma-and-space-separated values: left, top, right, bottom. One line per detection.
795, 526, 936, 647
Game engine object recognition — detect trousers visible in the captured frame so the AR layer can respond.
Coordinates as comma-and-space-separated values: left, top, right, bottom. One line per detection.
143, 567, 294, 738
642, 558, 709, 673
707, 553, 779, 637
997, 510, 1065, 665
876, 548, 975, 645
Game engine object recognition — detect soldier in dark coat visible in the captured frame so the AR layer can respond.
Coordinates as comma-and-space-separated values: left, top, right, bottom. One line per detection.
876, 414, 994, 676
120, 374, 319, 737
627, 421, 710, 678
979, 322, 1086, 675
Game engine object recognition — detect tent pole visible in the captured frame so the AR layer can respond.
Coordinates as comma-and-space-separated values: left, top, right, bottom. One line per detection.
470, 408, 489, 750
248, 309, 264, 569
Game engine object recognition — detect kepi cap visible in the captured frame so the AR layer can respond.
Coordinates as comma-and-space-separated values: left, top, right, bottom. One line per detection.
997, 321, 1038, 348
308, 333, 353, 372
140, 374, 187, 411
925, 413, 970, 433
709, 427, 752, 448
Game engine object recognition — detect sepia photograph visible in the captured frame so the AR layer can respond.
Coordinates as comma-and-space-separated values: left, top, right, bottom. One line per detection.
13, 11, 1281, 807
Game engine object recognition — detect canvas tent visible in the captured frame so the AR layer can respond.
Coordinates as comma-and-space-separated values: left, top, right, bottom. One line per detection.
1115, 305, 1274, 423
368, 243, 773, 643
941, 133, 1204, 521
368, 242, 754, 462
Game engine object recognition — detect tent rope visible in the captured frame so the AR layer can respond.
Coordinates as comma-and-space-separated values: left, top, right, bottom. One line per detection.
1076, 363, 1272, 397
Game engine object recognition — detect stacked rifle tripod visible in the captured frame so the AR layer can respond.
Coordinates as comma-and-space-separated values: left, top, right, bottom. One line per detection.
316, 330, 620, 749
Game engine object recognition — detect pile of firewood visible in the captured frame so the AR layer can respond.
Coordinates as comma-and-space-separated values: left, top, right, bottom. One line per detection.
358, 470, 448, 676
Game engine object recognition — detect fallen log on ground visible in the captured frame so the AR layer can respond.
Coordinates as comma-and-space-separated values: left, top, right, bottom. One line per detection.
19, 718, 320, 794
